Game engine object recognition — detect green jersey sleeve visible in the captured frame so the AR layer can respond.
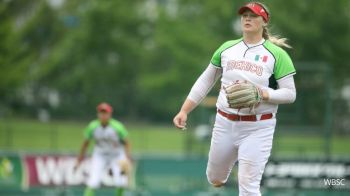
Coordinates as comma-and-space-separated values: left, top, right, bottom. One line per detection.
110, 119, 128, 140
210, 39, 242, 67
84, 120, 99, 140
264, 41, 296, 80
274, 49, 296, 80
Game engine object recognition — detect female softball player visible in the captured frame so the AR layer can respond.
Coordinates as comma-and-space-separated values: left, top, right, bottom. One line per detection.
173, 2, 296, 195
75, 102, 132, 196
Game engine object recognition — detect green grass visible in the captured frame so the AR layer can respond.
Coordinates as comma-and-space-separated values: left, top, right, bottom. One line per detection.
272, 132, 350, 158
0, 118, 349, 158
0, 118, 185, 154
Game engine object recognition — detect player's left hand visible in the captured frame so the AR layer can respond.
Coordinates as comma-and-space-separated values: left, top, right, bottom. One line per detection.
119, 159, 132, 175
225, 82, 263, 109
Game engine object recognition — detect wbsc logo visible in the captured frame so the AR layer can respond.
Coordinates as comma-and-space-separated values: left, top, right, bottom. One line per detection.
324, 178, 346, 186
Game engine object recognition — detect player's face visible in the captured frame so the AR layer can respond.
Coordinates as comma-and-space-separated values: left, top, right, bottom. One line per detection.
98, 111, 111, 124
240, 10, 265, 34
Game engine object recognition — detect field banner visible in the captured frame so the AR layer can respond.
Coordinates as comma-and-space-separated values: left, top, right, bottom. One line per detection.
24, 155, 115, 187
263, 160, 350, 190
0, 155, 23, 189
1, 153, 350, 191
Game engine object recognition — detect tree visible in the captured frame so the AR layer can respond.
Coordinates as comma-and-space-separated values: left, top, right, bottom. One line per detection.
1, 0, 349, 122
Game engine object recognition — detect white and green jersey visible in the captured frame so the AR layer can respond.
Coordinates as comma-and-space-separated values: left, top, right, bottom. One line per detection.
211, 38, 296, 115
84, 119, 128, 155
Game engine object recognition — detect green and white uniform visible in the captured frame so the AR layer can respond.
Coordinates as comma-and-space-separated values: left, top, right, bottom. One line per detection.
186, 38, 296, 195
84, 119, 129, 188
211, 38, 295, 115
85, 119, 128, 156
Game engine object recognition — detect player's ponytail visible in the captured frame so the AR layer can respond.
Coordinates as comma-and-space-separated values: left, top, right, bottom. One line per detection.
256, 2, 292, 49
262, 26, 292, 48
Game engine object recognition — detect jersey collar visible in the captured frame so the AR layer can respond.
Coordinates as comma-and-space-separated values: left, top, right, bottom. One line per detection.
244, 38, 265, 48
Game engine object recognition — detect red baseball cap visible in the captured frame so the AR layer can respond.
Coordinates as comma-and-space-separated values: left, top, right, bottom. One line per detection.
238, 2, 269, 22
97, 102, 113, 113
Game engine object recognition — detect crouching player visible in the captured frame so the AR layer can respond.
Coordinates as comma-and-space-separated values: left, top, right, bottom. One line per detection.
75, 102, 132, 196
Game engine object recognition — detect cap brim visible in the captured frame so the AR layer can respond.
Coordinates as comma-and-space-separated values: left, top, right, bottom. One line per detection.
238, 6, 258, 15
238, 5, 269, 22
98, 108, 112, 113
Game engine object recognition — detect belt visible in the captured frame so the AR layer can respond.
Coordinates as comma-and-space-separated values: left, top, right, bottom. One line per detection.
217, 109, 273, 121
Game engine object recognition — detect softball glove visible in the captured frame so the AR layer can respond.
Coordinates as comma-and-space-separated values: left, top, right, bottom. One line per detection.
225, 82, 263, 109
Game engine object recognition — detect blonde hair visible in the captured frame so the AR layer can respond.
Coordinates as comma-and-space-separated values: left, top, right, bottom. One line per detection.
263, 27, 292, 48
255, 2, 292, 48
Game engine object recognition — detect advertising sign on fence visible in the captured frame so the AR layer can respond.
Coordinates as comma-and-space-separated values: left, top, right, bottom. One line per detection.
0, 155, 23, 189
24, 155, 115, 187
262, 160, 350, 190
1, 154, 349, 191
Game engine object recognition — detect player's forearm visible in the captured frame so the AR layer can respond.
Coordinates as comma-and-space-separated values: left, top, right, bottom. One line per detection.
187, 64, 222, 107
77, 140, 89, 161
124, 140, 132, 160
179, 99, 197, 114
264, 76, 296, 104
266, 88, 296, 104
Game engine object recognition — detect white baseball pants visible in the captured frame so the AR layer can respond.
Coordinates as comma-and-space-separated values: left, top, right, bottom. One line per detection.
87, 152, 128, 188
206, 113, 276, 196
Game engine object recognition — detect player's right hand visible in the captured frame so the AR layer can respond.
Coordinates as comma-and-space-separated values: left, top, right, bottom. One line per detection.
173, 111, 188, 130
73, 159, 82, 172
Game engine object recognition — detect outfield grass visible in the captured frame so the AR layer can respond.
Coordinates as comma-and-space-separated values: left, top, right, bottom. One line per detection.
272, 134, 350, 158
0, 118, 349, 158
0, 118, 185, 154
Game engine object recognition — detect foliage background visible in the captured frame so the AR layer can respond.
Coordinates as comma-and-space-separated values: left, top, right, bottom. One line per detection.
1, 0, 349, 125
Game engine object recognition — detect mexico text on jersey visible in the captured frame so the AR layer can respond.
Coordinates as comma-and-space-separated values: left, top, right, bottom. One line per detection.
211, 38, 296, 115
